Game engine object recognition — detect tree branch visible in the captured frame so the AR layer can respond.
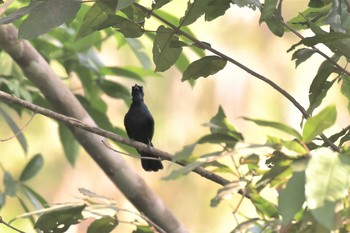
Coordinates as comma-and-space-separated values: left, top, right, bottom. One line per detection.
0, 24, 188, 233
134, 3, 340, 152
0, 90, 231, 187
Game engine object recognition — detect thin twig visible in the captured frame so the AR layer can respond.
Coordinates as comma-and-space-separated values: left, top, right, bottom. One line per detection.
0, 113, 35, 142
0, 91, 231, 187
133, 3, 340, 152
0, 216, 26, 233
283, 21, 350, 77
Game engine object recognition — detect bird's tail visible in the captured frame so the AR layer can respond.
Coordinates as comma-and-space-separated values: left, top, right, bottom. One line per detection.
139, 142, 163, 172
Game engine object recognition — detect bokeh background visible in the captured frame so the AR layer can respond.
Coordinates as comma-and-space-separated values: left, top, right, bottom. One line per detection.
1, 0, 350, 232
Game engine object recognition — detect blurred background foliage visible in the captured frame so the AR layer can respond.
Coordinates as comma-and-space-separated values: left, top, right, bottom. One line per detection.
0, 0, 350, 232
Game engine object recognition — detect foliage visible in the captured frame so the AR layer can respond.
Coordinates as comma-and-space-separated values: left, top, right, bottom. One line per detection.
0, 0, 350, 232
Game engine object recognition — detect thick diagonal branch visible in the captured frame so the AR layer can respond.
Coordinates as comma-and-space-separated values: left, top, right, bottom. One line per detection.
0, 24, 188, 233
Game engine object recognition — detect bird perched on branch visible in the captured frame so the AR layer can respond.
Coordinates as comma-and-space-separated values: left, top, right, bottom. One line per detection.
124, 84, 163, 172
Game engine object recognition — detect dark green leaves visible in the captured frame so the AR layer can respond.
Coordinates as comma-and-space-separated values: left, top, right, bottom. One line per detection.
153, 26, 182, 72
302, 105, 337, 143
19, 154, 44, 182
259, 0, 284, 37
180, 0, 211, 27
278, 171, 306, 223
182, 56, 227, 81
0, 107, 28, 154
87, 216, 118, 233
19, 0, 81, 39
59, 124, 80, 167
34, 205, 86, 233
341, 75, 350, 113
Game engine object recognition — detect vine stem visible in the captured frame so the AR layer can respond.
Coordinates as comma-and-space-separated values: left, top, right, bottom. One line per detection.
134, 3, 340, 152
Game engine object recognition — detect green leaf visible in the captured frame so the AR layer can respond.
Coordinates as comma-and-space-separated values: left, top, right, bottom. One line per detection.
59, 124, 80, 167
278, 171, 306, 223
287, 5, 331, 31
152, 0, 172, 10
3, 172, 16, 197
291, 48, 316, 67
116, 0, 136, 11
0, 1, 42, 25
34, 205, 86, 232
341, 74, 350, 114
302, 105, 337, 143
107, 15, 144, 38
76, 2, 110, 40
133, 225, 154, 233
307, 56, 339, 115
205, 0, 231, 21
210, 181, 247, 207
19, 154, 44, 182
19, 0, 81, 39
305, 149, 350, 210
162, 161, 203, 180
310, 200, 337, 230
153, 25, 182, 72
21, 184, 48, 207
242, 117, 302, 139
259, 0, 278, 23
0, 107, 28, 154
100, 66, 145, 82
247, 184, 279, 218
97, 79, 130, 100
182, 56, 227, 81
87, 216, 118, 233
209, 106, 243, 139
173, 143, 196, 162
180, 0, 210, 27
197, 133, 240, 145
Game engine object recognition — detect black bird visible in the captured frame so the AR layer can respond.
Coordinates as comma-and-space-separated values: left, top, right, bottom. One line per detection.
124, 84, 163, 172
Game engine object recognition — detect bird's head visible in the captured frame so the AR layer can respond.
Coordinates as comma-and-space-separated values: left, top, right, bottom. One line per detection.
131, 84, 144, 102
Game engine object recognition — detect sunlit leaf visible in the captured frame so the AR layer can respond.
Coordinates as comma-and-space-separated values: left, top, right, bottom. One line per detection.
19, 154, 44, 182
173, 143, 196, 162
133, 225, 153, 233
209, 106, 243, 139
162, 161, 203, 180
197, 133, 240, 145
0, 1, 42, 25
305, 149, 350, 210
302, 105, 337, 143
211, 180, 247, 207
243, 117, 302, 139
